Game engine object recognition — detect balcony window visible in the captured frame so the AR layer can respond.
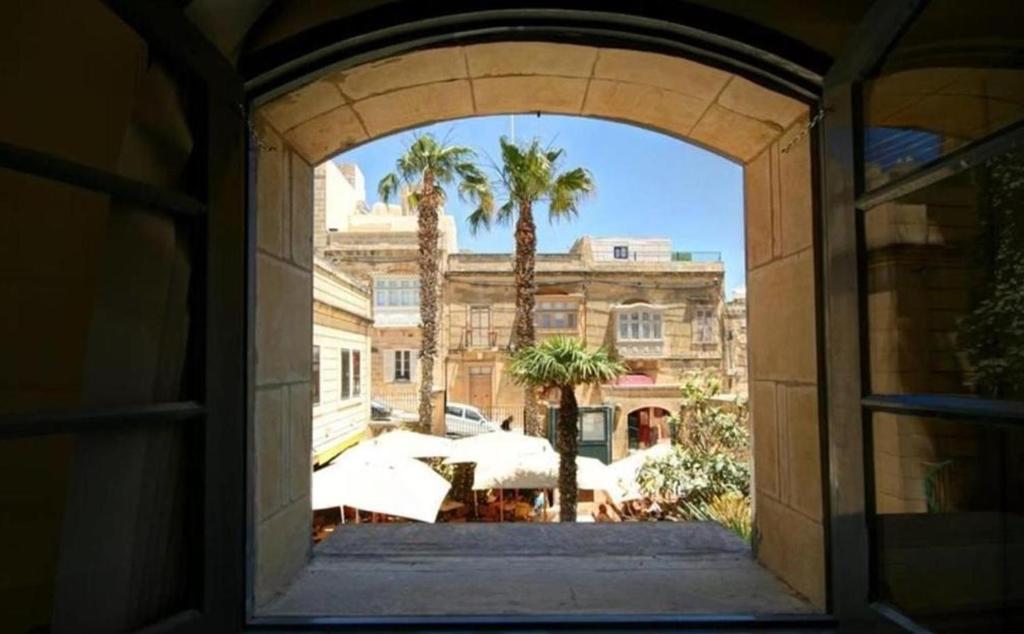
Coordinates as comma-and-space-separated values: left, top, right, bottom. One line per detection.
535, 300, 578, 331
618, 311, 662, 340
469, 306, 491, 347
374, 277, 419, 307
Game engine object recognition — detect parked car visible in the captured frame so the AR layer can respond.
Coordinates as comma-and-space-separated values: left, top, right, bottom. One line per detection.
444, 402, 500, 437
370, 399, 418, 424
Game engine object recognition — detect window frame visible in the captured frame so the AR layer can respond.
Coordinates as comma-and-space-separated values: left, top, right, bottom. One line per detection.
692, 305, 716, 345
820, 0, 1024, 629
393, 349, 412, 383
468, 305, 491, 347
374, 276, 420, 308
534, 298, 579, 332
613, 245, 630, 259
616, 309, 663, 342
340, 349, 352, 400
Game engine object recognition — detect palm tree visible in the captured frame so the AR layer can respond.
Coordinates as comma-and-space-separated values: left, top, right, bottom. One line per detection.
468, 137, 595, 435
379, 134, 493, 434
507, 336, 626, 521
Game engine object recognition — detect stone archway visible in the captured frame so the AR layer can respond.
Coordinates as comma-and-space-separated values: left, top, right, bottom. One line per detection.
626, 405, 674, 450
251, 40, 823, 608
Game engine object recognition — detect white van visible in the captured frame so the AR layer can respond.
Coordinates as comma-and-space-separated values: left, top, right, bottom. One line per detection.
444, 402, 500, 437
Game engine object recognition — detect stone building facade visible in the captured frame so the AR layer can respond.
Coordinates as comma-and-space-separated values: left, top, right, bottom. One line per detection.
445, 236, 727, 460
724, 291, 749, 398
314, 161, 457, 410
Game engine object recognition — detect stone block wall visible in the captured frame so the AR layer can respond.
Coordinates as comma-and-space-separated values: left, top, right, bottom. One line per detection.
253, 118, 315, 606
743, 111, 827, 608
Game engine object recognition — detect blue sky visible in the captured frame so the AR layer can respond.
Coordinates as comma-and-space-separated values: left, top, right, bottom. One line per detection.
334, 115, 746, 294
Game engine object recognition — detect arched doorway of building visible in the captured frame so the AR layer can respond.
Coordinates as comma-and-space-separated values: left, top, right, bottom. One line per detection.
627, 406, 673, 450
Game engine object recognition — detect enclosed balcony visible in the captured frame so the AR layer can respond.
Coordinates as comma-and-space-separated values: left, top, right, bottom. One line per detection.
613, 304, 666, 358
534, 297, 582, 339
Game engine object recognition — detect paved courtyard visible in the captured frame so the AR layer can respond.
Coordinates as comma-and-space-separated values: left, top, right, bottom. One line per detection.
263, 522, 814, 617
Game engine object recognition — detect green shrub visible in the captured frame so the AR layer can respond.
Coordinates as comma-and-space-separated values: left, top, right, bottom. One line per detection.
637, 372, 751, 538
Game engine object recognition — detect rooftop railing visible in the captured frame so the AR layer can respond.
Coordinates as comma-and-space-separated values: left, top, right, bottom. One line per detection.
671, 251, 722, 262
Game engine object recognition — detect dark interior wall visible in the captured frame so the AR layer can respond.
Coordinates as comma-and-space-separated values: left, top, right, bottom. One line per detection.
1, 1, 197, 630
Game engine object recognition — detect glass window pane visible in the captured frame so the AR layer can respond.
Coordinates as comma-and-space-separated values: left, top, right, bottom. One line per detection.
861, 0, 1024, 190
619, 317, 628, 338
340, 350, 351, 399
630, 322, 640, 339
865, 151, 1024, 400
580, 411, 607, 441
869, 413, 1024, 632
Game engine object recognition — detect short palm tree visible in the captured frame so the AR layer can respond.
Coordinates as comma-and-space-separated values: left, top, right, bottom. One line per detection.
507, 336, 626, 521
379, 134, 493, 434
469, 137, 595, 435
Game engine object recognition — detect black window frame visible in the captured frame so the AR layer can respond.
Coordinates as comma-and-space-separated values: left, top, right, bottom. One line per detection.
394, 349, 411, 382
822, 0, 1024, 630
612, 245, 629, 259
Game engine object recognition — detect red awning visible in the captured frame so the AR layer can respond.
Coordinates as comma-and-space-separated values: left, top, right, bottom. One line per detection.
614, 374, 655, 386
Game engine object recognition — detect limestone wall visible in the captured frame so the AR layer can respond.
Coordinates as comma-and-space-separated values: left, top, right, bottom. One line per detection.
253, 118, 315, 607
744, 111, 825, 608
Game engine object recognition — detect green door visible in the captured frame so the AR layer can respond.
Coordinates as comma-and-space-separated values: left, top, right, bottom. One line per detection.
546, 405, 613, 464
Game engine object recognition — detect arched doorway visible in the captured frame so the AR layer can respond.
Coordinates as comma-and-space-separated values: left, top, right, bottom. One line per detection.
627, 406, 673, 450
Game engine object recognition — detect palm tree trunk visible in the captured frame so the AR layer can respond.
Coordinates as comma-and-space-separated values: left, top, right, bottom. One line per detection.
556, 384, 580, 522
418, 170, 440, 435
512, 201, 542, 434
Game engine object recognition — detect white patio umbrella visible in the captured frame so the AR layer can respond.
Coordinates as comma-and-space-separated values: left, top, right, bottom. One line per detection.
443, 431, 554, 465
607, 443, 674, 501
347, 429, 455, 459
312, 448, 450, 523
473, 453, 624, 502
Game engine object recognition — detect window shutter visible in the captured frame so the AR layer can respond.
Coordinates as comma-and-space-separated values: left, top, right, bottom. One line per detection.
383, 349, 394, 383
409, 351, 419, 385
